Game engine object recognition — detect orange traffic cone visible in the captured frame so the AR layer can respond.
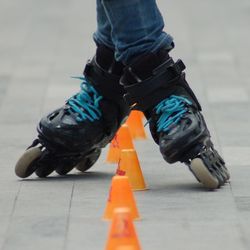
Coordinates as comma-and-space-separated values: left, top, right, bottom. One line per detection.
106, 135, 120, 163
103, 176, 140, 220
126, 111, 146, 140
116, 246, 137, 250
116, 149, 147, 191
106, 124, 134, 164
105, 208, 141, 250
116, 247, 137, 250
138, 111, 145, 120
117, 124, 134, 149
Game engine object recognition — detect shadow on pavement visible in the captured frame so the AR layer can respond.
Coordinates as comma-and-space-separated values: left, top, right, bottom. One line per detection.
148, 182, 225, 193
17, 171, 114, 182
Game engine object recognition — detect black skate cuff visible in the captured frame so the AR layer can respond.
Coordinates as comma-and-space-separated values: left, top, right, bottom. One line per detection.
84, 58, 125, 104
121, 58, 199, 112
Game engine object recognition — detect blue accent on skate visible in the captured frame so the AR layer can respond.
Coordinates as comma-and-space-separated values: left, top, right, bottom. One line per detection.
155, 95, 192, 132
67, 77, 103, 122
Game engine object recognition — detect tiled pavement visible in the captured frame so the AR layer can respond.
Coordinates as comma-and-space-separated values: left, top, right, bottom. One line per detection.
1, 0, 250, 249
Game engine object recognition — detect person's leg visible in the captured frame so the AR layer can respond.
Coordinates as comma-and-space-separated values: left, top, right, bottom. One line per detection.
101, 0, 173, 64
93, 0, 114, 49
101, 0, 229, 189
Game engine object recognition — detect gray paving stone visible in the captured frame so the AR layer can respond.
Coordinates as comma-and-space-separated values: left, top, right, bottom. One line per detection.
0, 217, 9, 248
0, 79, 47, 124
66, 218, 107, 250
215, 121, 250, 147
137, 221, 246, 250
228, 166, 250, 197
222, 147, 250, 167
210, 103, 250, 123
206, 86, 249, 103
1, 216, 66, 250
0, 76, 9, 106
235, 196, 250, 212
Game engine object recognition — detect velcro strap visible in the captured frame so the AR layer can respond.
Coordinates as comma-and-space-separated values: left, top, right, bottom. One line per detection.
122, 59, 186, 111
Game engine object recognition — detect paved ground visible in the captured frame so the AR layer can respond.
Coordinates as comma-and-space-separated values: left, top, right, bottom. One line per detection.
1, 0, 250, 249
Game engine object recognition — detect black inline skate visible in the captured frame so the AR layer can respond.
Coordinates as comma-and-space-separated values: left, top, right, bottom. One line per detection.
15, 45, 130, 178
121, 49, 230, 189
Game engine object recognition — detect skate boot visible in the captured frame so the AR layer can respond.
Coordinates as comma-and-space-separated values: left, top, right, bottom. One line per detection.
121, 49, 230, 189
15, 45, 129, 178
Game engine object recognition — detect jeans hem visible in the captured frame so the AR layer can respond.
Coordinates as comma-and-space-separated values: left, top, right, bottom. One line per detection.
93, 32, 115, 50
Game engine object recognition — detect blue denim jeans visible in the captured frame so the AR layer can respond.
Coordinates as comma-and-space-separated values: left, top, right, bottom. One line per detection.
94, 0, 174, 64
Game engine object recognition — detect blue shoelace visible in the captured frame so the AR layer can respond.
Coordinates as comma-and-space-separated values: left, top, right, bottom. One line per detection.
155, 95, 192, 132
67, 77, 103, 122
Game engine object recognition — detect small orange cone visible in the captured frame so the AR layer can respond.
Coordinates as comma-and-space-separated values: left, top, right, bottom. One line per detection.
138, 111, 145, 120
103, 176, 140, 220
105, 208, 141, 250
116, 149, 147, 191
116, 246, 137, 250
126, 111, 146, 140
106, 135, 120, 163
117, 124, 134, 149
106, 125, 134, 164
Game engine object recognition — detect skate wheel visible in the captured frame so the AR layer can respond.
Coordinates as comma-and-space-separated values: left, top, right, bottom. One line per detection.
190, 158, 220, 189
15, 147, 42, 178
35, 165, 55, 178
55, 165, 75, 176
221, 165, 230, 181
76, 149, 101, 173
217, 158, 230, 181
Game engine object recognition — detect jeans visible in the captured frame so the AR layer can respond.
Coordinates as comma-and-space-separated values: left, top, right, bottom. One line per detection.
93, 0, 174, 64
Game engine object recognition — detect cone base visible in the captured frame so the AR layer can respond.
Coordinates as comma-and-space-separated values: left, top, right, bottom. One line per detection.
133, 187, 148, 191
102, 216, 141, 221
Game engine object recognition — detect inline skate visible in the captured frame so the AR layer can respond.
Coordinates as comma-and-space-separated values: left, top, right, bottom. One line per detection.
121, 49, 230, 189
15, 45, 129, 178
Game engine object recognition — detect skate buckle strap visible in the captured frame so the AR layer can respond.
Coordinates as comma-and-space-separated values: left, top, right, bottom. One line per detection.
153, 58, 185, 76
155, 95, 192, 132
67, 77, 103, 122
122, 59, 186, 112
